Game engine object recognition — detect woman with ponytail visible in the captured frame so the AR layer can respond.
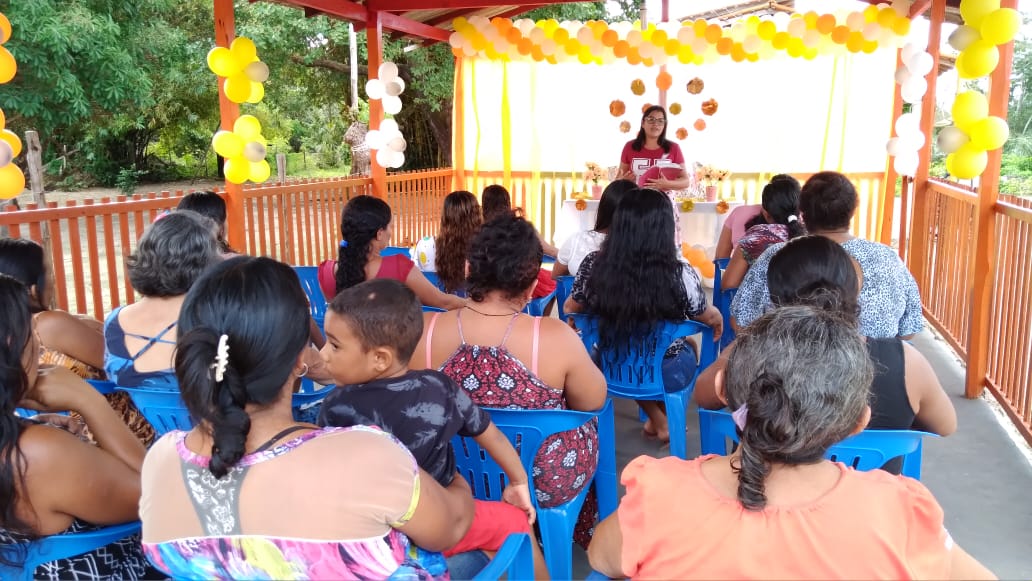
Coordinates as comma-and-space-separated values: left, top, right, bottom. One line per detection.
721, 174, 805, 290
0, 275, 155, 579
589, 304, 993, 580
140, 256, 475, 580
317, 195, 465, 309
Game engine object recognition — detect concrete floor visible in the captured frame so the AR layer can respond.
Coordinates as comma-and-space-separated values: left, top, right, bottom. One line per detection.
569, 329, 1032, 579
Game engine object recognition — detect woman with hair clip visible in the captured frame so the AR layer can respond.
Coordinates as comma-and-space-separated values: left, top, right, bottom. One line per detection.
552, 179, 636, 279
139, 256, 476, 579
616, 106, 692, 191
721, 174, 806, 290
317, 195, 465, 310
564, 188, 723, 443
0, 275, 156, 580
589, 304, 992, 580
413, 190, 481, 294
697, 236, 957, 447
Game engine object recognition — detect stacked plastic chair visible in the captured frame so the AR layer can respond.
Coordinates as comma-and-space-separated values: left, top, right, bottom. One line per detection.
0, 521, 141, 581
712, 258, 738, 351
452, 399, 618, 580
553, 275, 576, 322
569, 314, 716, 460
698, 408, 936, 480
471, 533, 536, 580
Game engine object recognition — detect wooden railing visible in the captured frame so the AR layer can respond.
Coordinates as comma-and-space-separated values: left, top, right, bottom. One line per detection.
386, 168, 452, 247
461, 171, 887, 244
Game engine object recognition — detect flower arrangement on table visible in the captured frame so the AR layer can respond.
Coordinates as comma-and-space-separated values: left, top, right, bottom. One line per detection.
584, 162, 604, 185
697, 165, 732, 186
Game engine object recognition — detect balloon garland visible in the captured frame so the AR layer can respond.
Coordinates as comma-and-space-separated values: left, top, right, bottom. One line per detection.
364, 62, 408, 169
449, 4, 913, 66
0, 12, 23, 200
207, 37, 271, 184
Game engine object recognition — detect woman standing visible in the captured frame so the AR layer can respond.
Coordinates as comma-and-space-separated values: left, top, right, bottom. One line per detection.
617, 106, 692, 191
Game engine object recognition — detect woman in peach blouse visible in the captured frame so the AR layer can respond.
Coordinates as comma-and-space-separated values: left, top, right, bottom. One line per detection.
588, 305, 993, 580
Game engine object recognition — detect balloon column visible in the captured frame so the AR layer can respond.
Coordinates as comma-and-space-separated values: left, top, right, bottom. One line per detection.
0, 12, 23, 200
211, 115, 271, 185
937, 0, 1016, 180
364, 63, 407, 169
206, 38, 268, 104
207, 37, 271, 184
886, 42, 934, 177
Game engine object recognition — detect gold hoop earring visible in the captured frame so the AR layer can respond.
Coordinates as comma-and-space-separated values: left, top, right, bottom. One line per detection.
296, 363, 309, 378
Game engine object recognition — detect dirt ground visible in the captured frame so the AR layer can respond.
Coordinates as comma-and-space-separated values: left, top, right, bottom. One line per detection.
14, 179, 227, 206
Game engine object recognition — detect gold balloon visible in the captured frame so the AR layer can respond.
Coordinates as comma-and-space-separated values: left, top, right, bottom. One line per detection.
230, 37, 258, 68
0, 129, 20, 157
956, 40, 999, 78
0, 13, 10, 44
951, 143, 988, 179
959, 0, 1000, 30
212, 131, 244, 159
0, 163, 24, 199
0, 46, 16, 84
223, 74, 252, 104
0, 108, 5, 130
952, 90, 989, 131
249, 160, 271, 183
980, 8, 1019, 45
245, 81, 264, 104
969, 116, 1009, 150
224, 158, 250, 184
206, 47, 238, 77
233, 115, 262, 140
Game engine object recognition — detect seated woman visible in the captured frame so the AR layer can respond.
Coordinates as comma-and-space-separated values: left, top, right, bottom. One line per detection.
715, 203, 763, 260
731, 171, 924, 338
552, 179, 635, 279
564, 188, 723, 443
413, 190, 481, 295
105, 211, 219, 393
411, 215, 607, 548
317, 195, 465, 310
140, 256, 475, 579
589, 305, 993, 580
0, 275, 157, 580
698, 236, 957, 444
176, 191, 235, 256
482, 185, 559, 305
721, 174, 805, 290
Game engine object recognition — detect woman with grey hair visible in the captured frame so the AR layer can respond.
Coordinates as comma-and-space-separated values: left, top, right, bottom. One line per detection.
588, 305, 993, 579
104, 211, 219, 399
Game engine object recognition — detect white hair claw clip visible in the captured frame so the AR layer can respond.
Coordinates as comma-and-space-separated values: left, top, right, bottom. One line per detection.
211, 334, 230, 382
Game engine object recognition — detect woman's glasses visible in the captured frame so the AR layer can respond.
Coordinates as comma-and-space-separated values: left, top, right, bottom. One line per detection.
643, 117, 666, 125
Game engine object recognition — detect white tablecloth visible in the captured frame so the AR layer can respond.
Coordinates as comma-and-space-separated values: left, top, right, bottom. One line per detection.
555, 198, 743, 252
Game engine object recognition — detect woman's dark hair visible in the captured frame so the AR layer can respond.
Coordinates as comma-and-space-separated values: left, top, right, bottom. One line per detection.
175, 256, 310, 479
0, 238, 47, 312
724, 305, 872, 510
744, 174, 802, 232
467, 215, 542, 303
177, 191, 232, 253
335, 195, 392, 296
435, 191, 481, 293
631, 105, 672, 153
593, 180, 636, 232
768, 236, 860, 320
586, 188, 688, 353
126, 210, 219, 298
799, 171, 858, 232
481, 185, 515, 223
0, 275, 36, 541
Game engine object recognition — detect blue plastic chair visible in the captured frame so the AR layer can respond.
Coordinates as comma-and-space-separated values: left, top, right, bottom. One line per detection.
0, 521, 141, 581
698, 408, 935, 480
569, 314, 716, 460
554, 275, 576, 322
452, 399, 617, 580
522, 290, 556, 317
16, 380, 116, 418
712, 258, 737, 351
381, 246, 411, 257
471, 533, 536, 581
421, 270, 446, 292
293, 265, 328, 331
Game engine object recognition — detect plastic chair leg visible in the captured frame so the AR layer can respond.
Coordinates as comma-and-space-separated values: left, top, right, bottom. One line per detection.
595, 400, 619, 520
664, 390, 691, 460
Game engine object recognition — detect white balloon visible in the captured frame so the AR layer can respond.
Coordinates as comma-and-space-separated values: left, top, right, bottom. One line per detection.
886, 137, 904, 156
773, 11, 790, 26
901, 42, 921, 64
937, 126, 970, 153
862, 22, 880, 41
388, 136, 407, 152
379, 119, 400, 136
901, 76, 928, 104
518, 19, 535, 35
365, 79, 385, 100
0, 141, 11, 167
899, 129, 926, 150
383, 95, 402, 115
948, 25, 981, 52
391, 151, 406, 168
244, 141, 267, 163
846, 11, 865, 31
378, 62, 399, 82
894, 66, 912, 86
386, 80, 404, 97
891, 0, 911, 16
365, 129, 385, 149
894, 151, 919, 177
895, 112, 921, 136
448, 32, 463, 48
907, 51, 934, 77
244, 61, 270, 83
376, 148, 393, 168
392, 78, 405, 94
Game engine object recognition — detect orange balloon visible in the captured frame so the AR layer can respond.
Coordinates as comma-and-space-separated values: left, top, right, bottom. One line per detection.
0, 47, 16, 84
656, 71, 673, 91
716, 37, 733, 55
0, 164, 24, 200
0, 13, 10, 44
613, 40, 629, 58
730, 43, 747, 62
831, 25, 850, 44
705, 24, 723, 44
699, 262, 716, 279
627, 51, 642, 65
517, 38, 532, 55
816, 14, 837, 34
506, 28, 522, 44
451, 46, 463, 58
694, 118, 707, 131
602, 29, 618, 47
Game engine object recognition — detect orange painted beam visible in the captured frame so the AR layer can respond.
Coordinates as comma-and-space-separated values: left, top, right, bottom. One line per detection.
967, 0, 1015, 398
367, 9, 387, 198
909, 0, 932, 18
214, 0, 245, 251
380, 11, 451, 42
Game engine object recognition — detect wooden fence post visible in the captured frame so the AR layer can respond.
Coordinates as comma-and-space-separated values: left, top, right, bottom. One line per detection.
24, 130, 57, 309
277, 153, 287, 183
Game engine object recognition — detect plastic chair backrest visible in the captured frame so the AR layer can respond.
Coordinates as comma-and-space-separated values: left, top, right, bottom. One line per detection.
422, 270, 445, 292
554, 276, 575, 321
293, 266, 327, 329
117, 387, 193, 436
17, 381, 114, 418
712, 258, 737, 350
471, 533, 535, 581
381, 246, 410, 257
697, 408, 934, 480
0, 521, 141, 581
522, 290, 556, 317
569, 314, 715, 399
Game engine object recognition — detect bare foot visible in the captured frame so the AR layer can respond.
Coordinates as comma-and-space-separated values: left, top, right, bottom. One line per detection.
642, 419, 670, 443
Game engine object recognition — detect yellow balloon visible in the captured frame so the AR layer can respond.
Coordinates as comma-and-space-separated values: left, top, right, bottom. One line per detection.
0, 164, 24, 200
206, 47, 238, 77
224, 157, 250, 184
211, 130, 244, 158
249, 160, 271, 183
952, 90, 989, 131
945, 153, 957, 176
969, 116, 1009, 150
0, 129, 21, 157
233, 115, 262, 140
959, 0, 1000, 29
245, 81, 264, 104
0, 46, 16, 84
980, 8, 1019, 45
957, 40, 999, 78
223, 73, 252, 104
0, 108, 6, 130
230, 37, 258, 67
951, 143, 988, 179
0, 13, 11, 44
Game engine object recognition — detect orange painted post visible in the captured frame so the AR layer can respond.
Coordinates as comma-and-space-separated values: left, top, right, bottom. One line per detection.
907, 0, 945, 293
967, 0, 1015, 398
881, 49, 905, 246
367, 9, 386, 199
214, 0, 245, 251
